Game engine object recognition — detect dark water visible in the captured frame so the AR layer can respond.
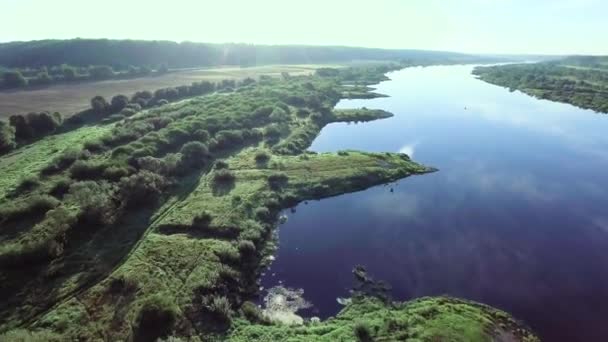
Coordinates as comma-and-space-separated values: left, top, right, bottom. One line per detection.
261, 65, 608, 341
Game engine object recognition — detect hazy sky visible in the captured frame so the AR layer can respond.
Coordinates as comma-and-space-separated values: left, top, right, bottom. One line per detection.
1, 0, 606, 55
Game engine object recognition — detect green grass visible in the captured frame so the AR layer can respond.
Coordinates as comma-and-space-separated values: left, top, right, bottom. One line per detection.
228, 296, 539, 342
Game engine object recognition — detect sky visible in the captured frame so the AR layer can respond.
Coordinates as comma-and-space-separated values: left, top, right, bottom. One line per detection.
0, 0, 606, 55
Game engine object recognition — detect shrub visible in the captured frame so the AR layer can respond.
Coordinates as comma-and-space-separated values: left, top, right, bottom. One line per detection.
102, 165, 131, 181
238, 240, 256, 259
0, 329, 62, 342
69, 160, 106, 180
2, 71, 27, 88
49, 177, 72, 198
83, 139, 105, 152
0, 120, 16, 153
119, 171, 167, 208
254, 207, 272, 223
354, 322, 374, 342
213, 169, 235, 184
66, 181, 117, 224
157, 99, 169, 106
91, 95, 109, 114
192, 211, 213, 229
254, 150, 270, 164
214, 160, 229, 169
110, 94, 129, 112
203, 295, 232, 324
296, 108, 310, 118
180, 141, 209, 168
241, 301, 266, 324
0, 195, 60, 222
193, 129, 210, 142
136, 294, 179, 341
42, 148, 87, 174
268, 172, 289, 190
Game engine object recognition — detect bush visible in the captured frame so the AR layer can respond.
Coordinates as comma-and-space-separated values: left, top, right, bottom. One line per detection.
213, 169, 235, 184
203, 295, 232, 324
16, 175, 40, 192
0, 195, 60, 222
102, 165, 131, 181
110, 94, 129, 112
296, 108, 310, 118
193, 129, 210, 142
157, 99, 169, 106
0, 329, 62, 342
91, 95, 109, 114
254, 150, 270, 164
268, 172, 289, 190
180, 141, 209, 168
241, 301, 266, 324
119, 171, 167, 208
192, 211, 213, 229
66, 181, 117, 224
215, 160, 229, 169
354, 322, 374, 342
2, 70, 27, 88
83, 139, 105, 152
0, 120, 16, 153
49, 177, 72, 198
9, 112, 62, 141
238, 240, 256, 259
254, 207, 272, 223
42, 148, 87, 174
136, 294, 179, 341
69, 160, 106, 180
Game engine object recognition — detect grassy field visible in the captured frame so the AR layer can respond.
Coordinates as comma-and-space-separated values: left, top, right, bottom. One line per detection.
0, 63, 538, 341
0, 64, 340, 118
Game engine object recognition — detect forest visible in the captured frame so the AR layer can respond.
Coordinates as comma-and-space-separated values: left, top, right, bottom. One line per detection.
474, 61, 608, 113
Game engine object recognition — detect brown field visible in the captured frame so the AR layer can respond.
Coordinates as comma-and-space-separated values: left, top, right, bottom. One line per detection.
0, 64, 339, 118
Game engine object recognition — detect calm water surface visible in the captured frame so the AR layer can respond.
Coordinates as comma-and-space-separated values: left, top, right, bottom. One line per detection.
261, 65, 608, 341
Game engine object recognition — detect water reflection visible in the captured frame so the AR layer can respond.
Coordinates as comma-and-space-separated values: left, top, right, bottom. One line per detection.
261, 65, 608, 341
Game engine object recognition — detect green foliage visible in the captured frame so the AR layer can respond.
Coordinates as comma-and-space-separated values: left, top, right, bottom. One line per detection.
90, 95, 109, 114
213, 168, 236, 184
110, 94, 130, 112
136, 294, 179, 341
180, 141, 209, 168
9, 111, 62, 141
2, 70, 27, 87
474, 62, 608, 113
118, 171, 167, 208
69, 160, 106, 180
0, 194, 59, 222
203, 295, 233, 324
0, 120, 16, 153
0, 329, 62, 341
354, 322, 374, 342
66, 180, 117, 224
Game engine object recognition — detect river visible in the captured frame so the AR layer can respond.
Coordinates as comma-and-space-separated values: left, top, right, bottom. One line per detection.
261, 65, 608, 341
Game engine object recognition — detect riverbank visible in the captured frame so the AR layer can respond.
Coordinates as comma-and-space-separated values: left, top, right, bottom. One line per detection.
0, 64, 538, 341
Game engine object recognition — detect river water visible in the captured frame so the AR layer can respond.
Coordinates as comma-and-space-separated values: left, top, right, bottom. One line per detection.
261, 65, 608, 341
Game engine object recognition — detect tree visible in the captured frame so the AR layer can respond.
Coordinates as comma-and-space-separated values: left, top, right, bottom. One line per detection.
36, 71, 52, 85
62, 65, 77, 80
110, 95, 129, 112
2, 71, 27, 88
180, 141, 209, 167
0, 121, 16, 153
88, 65, 114, 79
91, 95, 109, 114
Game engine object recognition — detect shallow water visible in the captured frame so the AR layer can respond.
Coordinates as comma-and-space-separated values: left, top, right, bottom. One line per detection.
261, 65, 608, 341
